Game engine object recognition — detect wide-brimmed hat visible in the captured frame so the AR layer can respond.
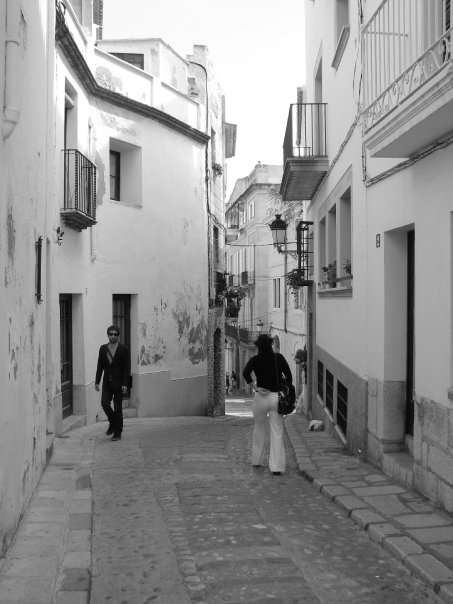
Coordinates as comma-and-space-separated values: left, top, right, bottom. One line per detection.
253, 334, 274, 347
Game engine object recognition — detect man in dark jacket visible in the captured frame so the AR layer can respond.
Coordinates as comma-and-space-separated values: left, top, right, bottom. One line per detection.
95, 325, 130, 441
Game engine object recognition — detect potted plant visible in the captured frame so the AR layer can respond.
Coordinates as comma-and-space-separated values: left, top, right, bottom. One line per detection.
322, 260, 337, 288
286, 268, 304, 291
212, 162, 223, 176
336, 259, 352, 286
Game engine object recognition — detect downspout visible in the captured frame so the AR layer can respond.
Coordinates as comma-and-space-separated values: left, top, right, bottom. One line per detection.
3, 0, 21, 140
283, 239, 288, 333
188, 60, 212, 301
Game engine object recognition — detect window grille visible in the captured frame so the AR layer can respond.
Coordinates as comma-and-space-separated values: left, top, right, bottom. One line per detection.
317, 360, 324, 400
326, 370, 334, 414
337, 380, 348, 435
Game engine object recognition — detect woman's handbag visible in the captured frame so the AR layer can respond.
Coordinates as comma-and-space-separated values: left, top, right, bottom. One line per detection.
277, 377, 296, 415
274, 353, 296, 415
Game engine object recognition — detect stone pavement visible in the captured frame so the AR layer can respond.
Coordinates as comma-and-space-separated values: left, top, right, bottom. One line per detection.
0, 404, 451, 603
285, 413, 453, 602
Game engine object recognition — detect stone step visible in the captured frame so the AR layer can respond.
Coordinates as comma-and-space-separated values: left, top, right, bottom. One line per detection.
62, 414, 86, 435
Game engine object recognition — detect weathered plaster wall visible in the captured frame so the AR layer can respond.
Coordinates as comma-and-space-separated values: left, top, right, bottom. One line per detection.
0, 0, 54, 555
90, 103, 209, 416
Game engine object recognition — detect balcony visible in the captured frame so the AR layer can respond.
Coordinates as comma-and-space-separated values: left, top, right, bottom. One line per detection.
280, 103, 329, 202
241, 270, 255, 285
62, 149, 97, 230
224, 322, 261, 346
362, 0, 453, 158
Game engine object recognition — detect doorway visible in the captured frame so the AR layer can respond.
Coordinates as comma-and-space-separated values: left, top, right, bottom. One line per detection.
405, 230, 415, 436
113, 294, 131, 399
60, 294, 73, 418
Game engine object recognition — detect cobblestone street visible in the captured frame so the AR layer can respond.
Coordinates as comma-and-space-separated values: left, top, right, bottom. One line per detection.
0, 399, 446, 603
88, 402, 441, 603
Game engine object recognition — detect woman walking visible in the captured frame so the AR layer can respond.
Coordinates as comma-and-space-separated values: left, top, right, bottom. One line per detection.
243, 334, 292, 475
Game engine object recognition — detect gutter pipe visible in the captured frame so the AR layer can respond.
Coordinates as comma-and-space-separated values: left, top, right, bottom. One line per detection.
3, 0, 21, 140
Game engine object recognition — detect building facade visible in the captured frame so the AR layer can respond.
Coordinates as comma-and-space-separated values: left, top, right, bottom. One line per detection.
225, 163, 308, 398
0, 0, 56, 556
281, 0, 453, 511
0, 0, 232, 554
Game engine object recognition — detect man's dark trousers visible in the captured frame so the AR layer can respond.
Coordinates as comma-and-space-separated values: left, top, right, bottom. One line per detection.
101, 383, 123, 436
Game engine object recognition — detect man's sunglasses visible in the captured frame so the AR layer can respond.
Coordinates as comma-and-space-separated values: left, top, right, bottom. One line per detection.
108, 332, 119, 337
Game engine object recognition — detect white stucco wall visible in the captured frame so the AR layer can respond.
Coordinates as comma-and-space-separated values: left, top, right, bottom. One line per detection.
54, 30, 210, 422
0, 0, 55, 554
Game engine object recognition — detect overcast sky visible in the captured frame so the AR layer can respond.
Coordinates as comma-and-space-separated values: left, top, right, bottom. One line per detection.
103, 0, 306, 198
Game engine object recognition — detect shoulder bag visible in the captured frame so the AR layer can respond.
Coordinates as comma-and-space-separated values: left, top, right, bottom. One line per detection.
274, 353, 296, 415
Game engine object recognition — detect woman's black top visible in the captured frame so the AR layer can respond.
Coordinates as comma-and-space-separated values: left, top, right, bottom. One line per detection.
243, 351, 292, 392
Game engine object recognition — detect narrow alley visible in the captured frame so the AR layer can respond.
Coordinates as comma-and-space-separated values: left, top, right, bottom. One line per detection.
0, 398, 446, 604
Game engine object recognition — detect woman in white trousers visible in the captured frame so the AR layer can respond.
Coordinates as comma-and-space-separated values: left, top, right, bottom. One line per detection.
243, 334, 292, 475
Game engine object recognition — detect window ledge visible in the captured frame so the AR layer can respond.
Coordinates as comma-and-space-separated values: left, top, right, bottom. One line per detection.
317, 285, 352, 297
332, 26, 350, 69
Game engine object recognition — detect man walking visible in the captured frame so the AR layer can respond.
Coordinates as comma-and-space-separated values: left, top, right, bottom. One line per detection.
95, 325, 130, 441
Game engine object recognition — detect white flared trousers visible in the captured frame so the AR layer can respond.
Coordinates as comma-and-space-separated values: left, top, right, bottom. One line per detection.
251, 391, 286, 473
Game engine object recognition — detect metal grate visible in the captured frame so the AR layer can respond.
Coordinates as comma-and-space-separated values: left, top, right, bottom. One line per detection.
326, 370, 334, 414
317, 360, 324, 400
64, 149, 97, 218
337, 380, 348, 435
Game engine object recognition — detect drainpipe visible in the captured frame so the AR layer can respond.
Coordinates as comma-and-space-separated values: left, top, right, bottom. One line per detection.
188, 60, 212, 300
3, 0, 21, 140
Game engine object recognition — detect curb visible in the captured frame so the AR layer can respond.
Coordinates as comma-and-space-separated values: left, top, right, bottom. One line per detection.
284, 414, 453, 602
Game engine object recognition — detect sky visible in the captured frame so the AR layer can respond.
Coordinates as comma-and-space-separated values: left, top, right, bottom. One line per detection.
102, 0, 306, 199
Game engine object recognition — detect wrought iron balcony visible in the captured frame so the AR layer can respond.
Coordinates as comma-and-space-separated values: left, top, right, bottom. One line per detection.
280, 103, 329, 202
362, 0, 453, 157
241, 270, 255, 285
61, 149, 97, 230
224, 322, 261, 346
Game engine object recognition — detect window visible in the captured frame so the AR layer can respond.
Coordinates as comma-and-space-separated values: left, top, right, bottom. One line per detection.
326, 369, 334, 414
248, 202, 255, 220
211, 128, 216, 164
317, 361, 324, 400
292, 287, 304, 309
109, 139, 142, 206
213, 226, 219, 265
332, 0, 350, 68
318, 171, 352, 291
110, 150, 120, 201
337, 380, 348, 435
273, 278, 281, 308
113, 294, 131, 400
64, 80, 78, 150
110, 53, 144, 70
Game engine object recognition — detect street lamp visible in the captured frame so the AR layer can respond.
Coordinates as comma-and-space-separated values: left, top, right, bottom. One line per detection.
269, 214, 287, 253
269, 214, 314, 286
256, 320, 264, 333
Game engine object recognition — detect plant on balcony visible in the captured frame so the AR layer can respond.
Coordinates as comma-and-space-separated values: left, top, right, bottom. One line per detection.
225, 303, 240, 318
286, 268, 304, 291
322, 261, 337, 288
212, 162, 223, 176
223, 285, 249, 301
294, 347, 307, 365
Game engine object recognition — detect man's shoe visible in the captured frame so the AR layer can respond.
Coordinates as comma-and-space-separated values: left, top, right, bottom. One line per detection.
106, 426, 114, 436
111, 434, 121, 441
272, 472, 282, 475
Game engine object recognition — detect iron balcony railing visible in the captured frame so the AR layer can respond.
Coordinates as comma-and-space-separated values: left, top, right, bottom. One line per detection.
362, 0, 452, 130
283, 103, 327, 163
64, 149, 97, 219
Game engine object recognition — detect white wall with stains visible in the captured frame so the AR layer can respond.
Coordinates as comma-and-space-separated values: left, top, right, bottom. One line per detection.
0, 0, 55, 555
53, 14, 211, 422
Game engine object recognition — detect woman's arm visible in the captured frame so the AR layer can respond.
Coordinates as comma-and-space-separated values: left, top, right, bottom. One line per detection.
279, 354, 293, 383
